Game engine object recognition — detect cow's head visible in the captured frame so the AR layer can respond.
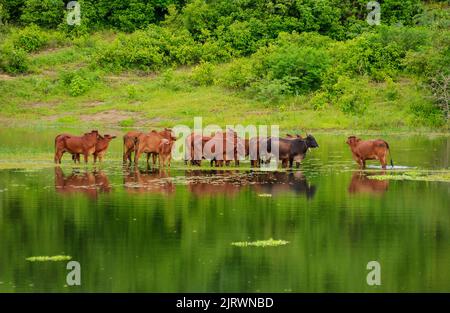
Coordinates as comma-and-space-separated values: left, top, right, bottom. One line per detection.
85, 130, 100, 140
103, 134, 117, 141
305, 134, 319, 148
160, 128, 176, 141
346, 136, 360, 146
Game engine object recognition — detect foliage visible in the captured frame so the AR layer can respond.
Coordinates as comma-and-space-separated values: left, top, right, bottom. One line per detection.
59, 69, 100, 96
20, 0, 65, 28
0, 44, 29, 74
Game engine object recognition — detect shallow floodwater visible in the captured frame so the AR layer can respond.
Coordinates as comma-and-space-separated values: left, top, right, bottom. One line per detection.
0, 128, 449, 292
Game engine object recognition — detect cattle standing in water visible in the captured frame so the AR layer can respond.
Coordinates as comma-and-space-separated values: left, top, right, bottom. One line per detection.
248, 136, 271, 167
267, 134, 319, 168
54, 130, 99, 164
123, 131, 143, 164
158, 138, 174, 168
285, 134, 304, 168
184, 133, 211, 166
73, 134, 117, 163
346, 136, 394, 169
134, 129, 176, 166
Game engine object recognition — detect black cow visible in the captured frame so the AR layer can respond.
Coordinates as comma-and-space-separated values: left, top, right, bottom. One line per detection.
267, 134, 319, 168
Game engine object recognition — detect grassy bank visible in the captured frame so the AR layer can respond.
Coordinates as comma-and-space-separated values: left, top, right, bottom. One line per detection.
0, 36, 447, 132
0, 2, 449, 132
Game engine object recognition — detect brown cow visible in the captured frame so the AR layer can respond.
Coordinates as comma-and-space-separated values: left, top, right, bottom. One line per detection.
184, 132, 212, 166
248, 136, 270, 167
203, 131, 236, 167
54, 130, 99, 164
123, 131, 143, 164
124, 128, 175, 165
134, 129, 175, 166
158, 138, 174, 168
346, 136, 394, 169
73, 134, 116, 163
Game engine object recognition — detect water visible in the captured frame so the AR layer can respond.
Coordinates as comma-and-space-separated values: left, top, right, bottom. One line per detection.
0, 128, 449, 292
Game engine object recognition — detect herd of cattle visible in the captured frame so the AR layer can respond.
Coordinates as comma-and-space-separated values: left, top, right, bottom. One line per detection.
54, 128, 394, 169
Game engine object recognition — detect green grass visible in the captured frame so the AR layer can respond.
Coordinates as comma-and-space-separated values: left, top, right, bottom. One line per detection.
0, 30, 448, 132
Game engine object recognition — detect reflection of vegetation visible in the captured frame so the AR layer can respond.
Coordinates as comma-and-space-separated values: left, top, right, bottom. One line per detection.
26, 255, 72, 262
370, 170, 450, 182
231, 239, 289, 248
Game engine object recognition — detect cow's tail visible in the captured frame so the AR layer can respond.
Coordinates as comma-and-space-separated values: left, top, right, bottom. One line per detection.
384, 141, 394, 168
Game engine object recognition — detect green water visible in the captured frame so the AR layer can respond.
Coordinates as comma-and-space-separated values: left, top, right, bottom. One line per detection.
0, 128, 449, 292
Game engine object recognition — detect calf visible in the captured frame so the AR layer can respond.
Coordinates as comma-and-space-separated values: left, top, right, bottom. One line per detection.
346, 136, 394, 169
123, 131, 143, 164
158, 138, 174, 168
54, 130, 99, 164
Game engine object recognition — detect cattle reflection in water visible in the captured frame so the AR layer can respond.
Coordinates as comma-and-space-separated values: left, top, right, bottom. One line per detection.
252, 171, 316, 199
54, 167, 111, 198
186, 170, 242, 197
348, 172, 389, 195
185, 170, 316, 199
123, 167, 175, 194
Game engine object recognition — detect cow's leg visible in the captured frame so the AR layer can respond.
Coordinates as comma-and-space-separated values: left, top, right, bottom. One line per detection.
54, 150, 64, 164
93, 154, 97, 164
380, 156, 387, 169
146, 153, 150, 166
128, 149, 134, 164
361, 160, 366, 169
289, 158, 294, 169
134, 150, 141, 165
83, 152, 89, 164
152, 153, 157, 166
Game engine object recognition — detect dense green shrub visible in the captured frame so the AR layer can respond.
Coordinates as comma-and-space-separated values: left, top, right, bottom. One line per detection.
190, 61, 215, 86
59, 69, 99, 96
20, 0, 64, 28
95, 26, 201, 72
0, 44, 29, 74
10, 25, 48, 52
220, 32, 334, 95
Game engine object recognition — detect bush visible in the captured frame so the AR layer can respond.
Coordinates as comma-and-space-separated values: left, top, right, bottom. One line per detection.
59, 69, 99, 96
95, 25, 201, 72
11, 25, 48, 52
190, 61, 215, 86
248, 79, 291, 103
20, 0, 65, 28
220, 32, 333, 96
0, 45, 29, 74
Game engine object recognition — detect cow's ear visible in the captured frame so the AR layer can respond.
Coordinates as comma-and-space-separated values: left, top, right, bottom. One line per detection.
286, 133, 292, 137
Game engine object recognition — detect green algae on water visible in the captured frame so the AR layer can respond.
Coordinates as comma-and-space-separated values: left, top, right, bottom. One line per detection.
26, 255, 72, 262
369, 170, 450, 183
231, 238, 289, 247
